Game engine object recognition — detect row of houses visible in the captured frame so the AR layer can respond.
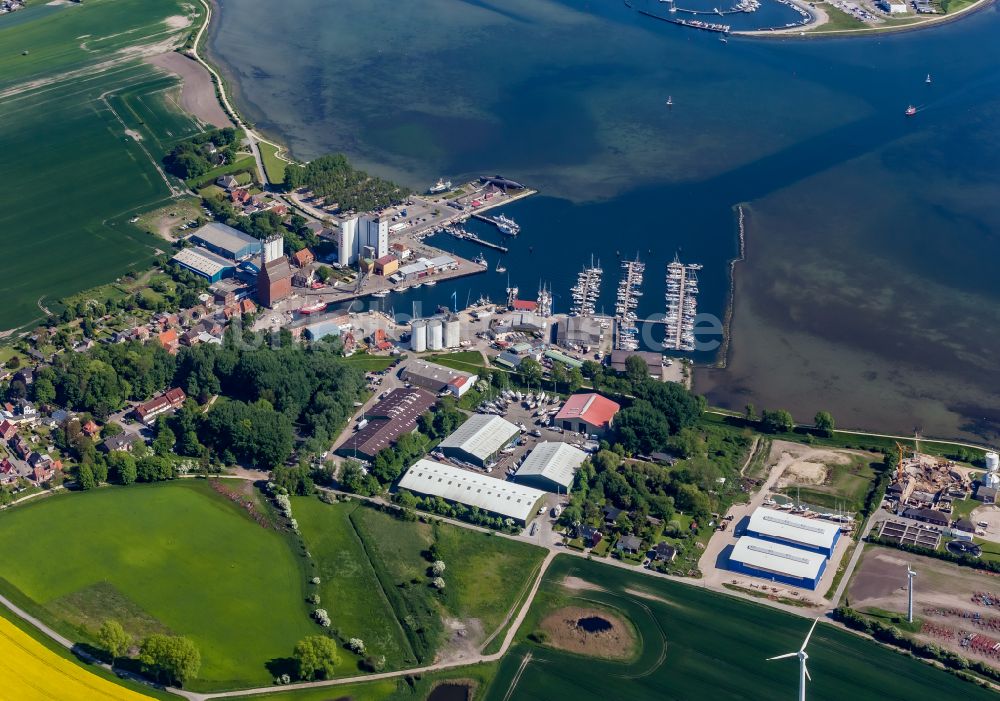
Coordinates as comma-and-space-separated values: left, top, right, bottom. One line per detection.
0, 419, 62, 486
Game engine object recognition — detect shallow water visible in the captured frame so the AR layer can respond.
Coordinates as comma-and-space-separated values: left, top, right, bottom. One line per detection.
208, 0, 1000, 442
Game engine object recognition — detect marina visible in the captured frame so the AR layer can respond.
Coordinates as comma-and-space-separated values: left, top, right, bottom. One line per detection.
614, 256, 645, 351
663, 255, 702, 353
570, 258, 603, 317
438, 225, 510, 253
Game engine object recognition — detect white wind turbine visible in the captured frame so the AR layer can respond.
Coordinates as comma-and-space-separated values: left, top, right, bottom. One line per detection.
767, 617, 821, 701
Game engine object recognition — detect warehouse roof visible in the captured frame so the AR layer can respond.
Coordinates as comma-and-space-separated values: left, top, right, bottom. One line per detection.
746, 507, 841, 550
514, 442, 587, 490
730, 536, 826, 581
191, 222, 261, 259
171, 247, 234, 278
439, 414, 519, 463
555, 393, 620, 429
346, 388, 437, 458
398, 459, 545, 522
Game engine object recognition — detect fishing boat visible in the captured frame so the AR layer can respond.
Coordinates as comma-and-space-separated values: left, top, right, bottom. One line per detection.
298, 301, 327, 315
424, 279, 437, 286
490, 213, 521, 236
473, 253, 487, 266
905, 104, 917, 116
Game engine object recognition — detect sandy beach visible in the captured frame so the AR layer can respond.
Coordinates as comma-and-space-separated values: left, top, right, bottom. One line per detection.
146, 51, 232, 129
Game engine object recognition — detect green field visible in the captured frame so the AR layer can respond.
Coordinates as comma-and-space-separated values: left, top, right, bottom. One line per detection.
295, 498, 547, 668
0, 481, 315, 691
0, 0, 204, 332
259, 140, 289, 184
427, 351, 487, 373
292, 498, 416, 672
483, 556, 997, 701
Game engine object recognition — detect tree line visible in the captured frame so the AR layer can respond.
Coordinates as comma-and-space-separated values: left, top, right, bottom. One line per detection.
283, 154, 410, 212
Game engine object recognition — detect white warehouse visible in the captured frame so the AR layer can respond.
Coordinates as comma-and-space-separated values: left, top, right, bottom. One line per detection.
513, 442, 588, 493
398, 459, 545, 524
438, 414, 520, 467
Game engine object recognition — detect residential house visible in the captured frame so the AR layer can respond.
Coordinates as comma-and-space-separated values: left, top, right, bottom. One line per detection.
133, 388, 187, 425
575, 524, 603, 548
0, 458, 17, 485
82, 420, 100, 438
291, 248, 315, 268
0, 419, 17, 441
653, 542, 677, 563
616, 535, 643, 555
101, 433, 141, 454
217, 174, 239, 189
157, 328, 180, 353
603, 504, 624, 527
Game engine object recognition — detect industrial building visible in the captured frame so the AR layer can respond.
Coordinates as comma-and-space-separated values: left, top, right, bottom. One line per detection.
608, 350, 662, 377
513, 442, 587, 493
745, 507, 841, 557
397, 459, 545, 524
554, 393, 621, 437
439, 414, 520, 467
257, 235, 293, 307
338, 388, 437, 461
410, 317, 461, 352
728, 536, 828, 590
302, 318, 347, 341
556, 316, 605, 349
338, 215, 389, 266
171, 247, 235, 283
401, 361, 477, 398
190, 222, 262, 261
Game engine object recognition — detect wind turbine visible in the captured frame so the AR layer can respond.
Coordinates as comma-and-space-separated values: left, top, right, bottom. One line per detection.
767, 617, 821, 701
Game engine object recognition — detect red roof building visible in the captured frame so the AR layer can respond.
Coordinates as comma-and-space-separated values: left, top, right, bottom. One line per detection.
0, 419, 17, 442
134, 388, 187, 424
157, 329, 179, 354
512, 299, 538, 312
82, 420, 100, 438
554, 393, 621, 437
291, 248, 315, 268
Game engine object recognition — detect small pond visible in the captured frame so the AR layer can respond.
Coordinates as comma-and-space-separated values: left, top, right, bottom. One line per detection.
576, 616, 614, 633
427, 682, 471, 701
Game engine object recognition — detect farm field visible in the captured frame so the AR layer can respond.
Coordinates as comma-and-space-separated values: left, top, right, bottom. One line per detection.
0, 481, 315, 691
0, 613, 157, 701
483, 555, 997, 701
0, 0, 204, 332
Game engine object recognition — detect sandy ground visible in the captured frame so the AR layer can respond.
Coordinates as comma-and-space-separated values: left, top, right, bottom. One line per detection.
772, 441, 855, 490
972, 506, 1000, 543
539, 607, 636, 660
562, 576, 607, 593
848, 546, 1000, 668
146, 52, 233, 129
436, 617, 485, 665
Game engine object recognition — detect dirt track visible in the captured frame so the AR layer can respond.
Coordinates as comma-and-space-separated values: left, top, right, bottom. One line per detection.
147, 52, 232, 128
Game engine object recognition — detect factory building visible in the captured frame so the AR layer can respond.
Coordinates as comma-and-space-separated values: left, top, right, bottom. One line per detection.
513, 442, 587, 493
728, 537, 828, 590
744, 507, 841, 557
190, 222, 262, 261
337, 388, 437, 461
338, 214, 389, 266
171, 247, 235, 283
257, 236, 293, 307
554, 393, 621, 437
398, 459, 545, 525
401, 361, 477, 398
438, 414, 520, 467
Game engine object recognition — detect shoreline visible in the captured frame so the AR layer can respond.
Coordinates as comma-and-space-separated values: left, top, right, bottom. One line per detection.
735, 0, 996, 38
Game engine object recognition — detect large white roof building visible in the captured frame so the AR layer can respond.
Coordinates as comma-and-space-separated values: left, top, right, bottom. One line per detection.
438, 414, 520, 466
729, 536, 827, 589
746, 507, 842, 556
398, 459, 545, 524
513, 442, 588, 492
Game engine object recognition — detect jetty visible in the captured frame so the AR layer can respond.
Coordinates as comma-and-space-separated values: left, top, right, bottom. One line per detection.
614, 256, 645, 351
570, 257, 603, 317
663, 254, 702, 352
439, 225, 509, 253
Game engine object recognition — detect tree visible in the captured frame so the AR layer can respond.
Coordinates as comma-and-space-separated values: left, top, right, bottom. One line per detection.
153, 422, 176, 456
624, 354, 649, 384
139, 635, 201, 686
744, 403, 757, 422
77, 462, 96, 490
109, 451, 137, 485
761, 409, 794, 434
98, 620, 132, 667
518, 358, 543, 387
293, 635, 340, 681
814, 411, 835, 437
33, 377, 56, 405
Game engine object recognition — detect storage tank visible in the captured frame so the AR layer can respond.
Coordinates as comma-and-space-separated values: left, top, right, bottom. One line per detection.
987, 471, 1000, 490
987, 451, 999, 473
444, 316, 461, 348
411, 320, 427, 352
428, 319, 444, 350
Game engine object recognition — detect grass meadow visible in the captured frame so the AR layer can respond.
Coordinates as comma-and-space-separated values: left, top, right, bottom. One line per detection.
0, 481, 315, 691
0, 0, 202, 332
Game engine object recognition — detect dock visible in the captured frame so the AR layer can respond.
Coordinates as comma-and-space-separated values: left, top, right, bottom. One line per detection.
614, 256, 644, 351
440, 225, 509, 253
570, 257, 603, 317
663, 255, 701, 352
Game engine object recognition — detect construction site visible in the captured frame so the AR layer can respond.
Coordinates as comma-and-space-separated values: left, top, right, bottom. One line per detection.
884, 447, 984, 515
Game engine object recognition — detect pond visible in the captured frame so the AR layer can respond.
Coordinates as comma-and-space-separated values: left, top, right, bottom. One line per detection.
576, 616, 614, 633
426, 682, 471, 701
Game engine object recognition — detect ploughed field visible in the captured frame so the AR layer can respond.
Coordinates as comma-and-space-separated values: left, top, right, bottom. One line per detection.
484, 556, 998, 701
0, 0, 203, 332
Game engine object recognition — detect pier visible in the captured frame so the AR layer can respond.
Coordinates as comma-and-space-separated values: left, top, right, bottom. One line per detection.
614, 256, 645, 351
570, 257, 603, 317
663, 255, 701, 352
439, 225, 509, 253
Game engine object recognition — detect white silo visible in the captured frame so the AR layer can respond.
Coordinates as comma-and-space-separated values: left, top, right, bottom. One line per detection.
986, 451, 999, 473
444, 316, 461, 348
411, 320, 427, 352
428, 318, 444, 350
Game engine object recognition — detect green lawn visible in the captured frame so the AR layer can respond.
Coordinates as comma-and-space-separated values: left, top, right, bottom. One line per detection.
487, 555, 998, 701
0, 481, 315, 691
338, 354, 396, 372
950, 497, 979, 520
258, 140, 289, 184
291, 498, 416, 671
0, 0, 201, 331
426, 351, 487, 373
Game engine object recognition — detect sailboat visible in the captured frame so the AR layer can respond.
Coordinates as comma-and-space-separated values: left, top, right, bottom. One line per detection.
666, 95, 674, 108
925, 73, 932, 84
495, 259, 507, 274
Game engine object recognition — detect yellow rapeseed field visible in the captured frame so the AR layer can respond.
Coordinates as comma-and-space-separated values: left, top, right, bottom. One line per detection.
0, 615, 155, 701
